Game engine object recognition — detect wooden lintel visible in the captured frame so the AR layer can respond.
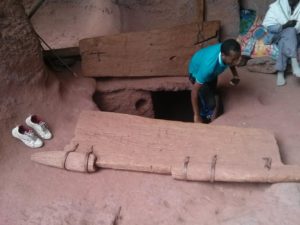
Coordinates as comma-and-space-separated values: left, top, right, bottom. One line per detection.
79, 21, 220, 77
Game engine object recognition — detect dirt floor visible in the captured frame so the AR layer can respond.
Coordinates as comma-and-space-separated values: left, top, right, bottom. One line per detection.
216, 68, 300, 166
1, 63, 300, 225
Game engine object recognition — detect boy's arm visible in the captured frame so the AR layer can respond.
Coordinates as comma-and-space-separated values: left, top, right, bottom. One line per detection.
191, 82, 203, 123
230, 66, 240, 86
230, 66, 239, 78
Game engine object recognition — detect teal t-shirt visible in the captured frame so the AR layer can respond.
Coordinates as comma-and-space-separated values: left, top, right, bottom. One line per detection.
188, 43, 228, 84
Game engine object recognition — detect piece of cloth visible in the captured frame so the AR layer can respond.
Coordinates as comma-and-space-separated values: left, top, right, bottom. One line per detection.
188, 43, 228, 84
264, 24, 283, 45
263, 0, 300, 33
240, 9, 257, 35
275, 27, 299, 71
238, 17, 279, 59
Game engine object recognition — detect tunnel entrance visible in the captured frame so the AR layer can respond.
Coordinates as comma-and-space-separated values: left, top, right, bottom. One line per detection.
151, 91, 193, 122
92, 89, 194, 122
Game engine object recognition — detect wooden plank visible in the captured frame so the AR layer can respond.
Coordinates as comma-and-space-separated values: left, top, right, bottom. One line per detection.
79, 21, 219, 77
62, 111, 300, 183
197, 0, 204, 23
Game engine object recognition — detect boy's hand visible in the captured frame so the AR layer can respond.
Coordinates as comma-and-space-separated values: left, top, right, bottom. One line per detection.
229, 66, 239, 86
230, 76, 240, 86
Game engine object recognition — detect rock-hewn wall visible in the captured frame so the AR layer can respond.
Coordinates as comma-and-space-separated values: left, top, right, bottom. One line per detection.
205, 0, 273, 39
0, 0, 46, 128
1, 0, 44, 86
93, 90, 154, 118
21, 0, 275, 49
0, 0, 96, 133
241, 0, 274, 17
116, 0, 199, 32
117, 0, 270, 40
22, 0, 201, 48
22, 0, 121, 49
205, 0, 240, 39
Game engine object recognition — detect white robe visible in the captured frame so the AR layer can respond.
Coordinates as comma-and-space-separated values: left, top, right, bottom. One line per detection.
263, 0, 300, 33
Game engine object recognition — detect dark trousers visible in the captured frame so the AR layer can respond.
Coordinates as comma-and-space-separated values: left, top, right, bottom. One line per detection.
189, 74, 221, 123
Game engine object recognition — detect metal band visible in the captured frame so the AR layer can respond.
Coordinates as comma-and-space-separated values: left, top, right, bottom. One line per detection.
210, 155, 218, 183
84, 146, 94, 172
183, 156, 190, 180
63, 143, 79, 170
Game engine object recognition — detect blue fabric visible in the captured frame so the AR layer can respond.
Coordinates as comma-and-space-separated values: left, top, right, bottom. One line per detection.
199, 83, 216, 121
200, 103, 213, 117
188, 44, 228, 84
240, 9, 257, 35
264, 24, 283, 45
199, 95, 214, 120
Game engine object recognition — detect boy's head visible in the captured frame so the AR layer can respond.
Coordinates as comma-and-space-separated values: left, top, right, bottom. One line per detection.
221, 39, 241, 67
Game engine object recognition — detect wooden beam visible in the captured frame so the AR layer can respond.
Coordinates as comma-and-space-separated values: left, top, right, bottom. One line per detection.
79, 21, 219, 77
196, 0, 204, 23
50, 111, 300, 183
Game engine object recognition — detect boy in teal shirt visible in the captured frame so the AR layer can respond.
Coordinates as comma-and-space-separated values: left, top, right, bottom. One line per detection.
189, 39, 241, 123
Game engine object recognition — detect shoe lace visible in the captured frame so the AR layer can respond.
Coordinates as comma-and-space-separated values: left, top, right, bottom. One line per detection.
39, 121, 48, 132
25, 130, 37, 141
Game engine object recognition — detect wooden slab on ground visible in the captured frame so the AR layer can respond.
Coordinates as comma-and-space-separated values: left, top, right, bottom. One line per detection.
64, 111, 300, 183
79, 21, 219, 77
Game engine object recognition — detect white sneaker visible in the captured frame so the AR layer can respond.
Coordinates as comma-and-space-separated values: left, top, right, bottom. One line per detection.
12, 125, 43, 148
25, 115, 52, 140
277, 72, 286, 86
291, 58, 300, 77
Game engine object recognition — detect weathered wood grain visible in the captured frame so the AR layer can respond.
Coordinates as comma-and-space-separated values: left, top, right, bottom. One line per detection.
60, 111, 300, 183
79, 21, 219, 77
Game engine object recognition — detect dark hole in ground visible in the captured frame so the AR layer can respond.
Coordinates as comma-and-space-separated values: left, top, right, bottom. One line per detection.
43, 47, 81, 72
152, 91, 193, 122
92, 91, 103, 111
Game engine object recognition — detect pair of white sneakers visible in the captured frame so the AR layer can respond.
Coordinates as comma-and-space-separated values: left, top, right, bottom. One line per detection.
12, 115, 53, 148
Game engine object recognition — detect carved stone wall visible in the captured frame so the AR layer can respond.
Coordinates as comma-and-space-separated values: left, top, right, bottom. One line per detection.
22, 0, 122, 48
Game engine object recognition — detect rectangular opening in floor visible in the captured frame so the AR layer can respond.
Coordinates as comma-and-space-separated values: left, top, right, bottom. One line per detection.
151, 91, 193, 122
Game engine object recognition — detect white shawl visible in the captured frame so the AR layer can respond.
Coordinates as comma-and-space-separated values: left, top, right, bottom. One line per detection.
263, 0, 300, 33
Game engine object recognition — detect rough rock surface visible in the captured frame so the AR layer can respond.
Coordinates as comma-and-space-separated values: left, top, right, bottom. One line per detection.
115, 0, 200, 32
93, 90, 154, 118
22, 0, 201, 49
21, 0, 276, 51
241, 0, 274, 17
0, 0, 96, 134
94, 77, 191, 118
22, 0, 122, 48
96, 77, 191, 92
205, 0, 240, 39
